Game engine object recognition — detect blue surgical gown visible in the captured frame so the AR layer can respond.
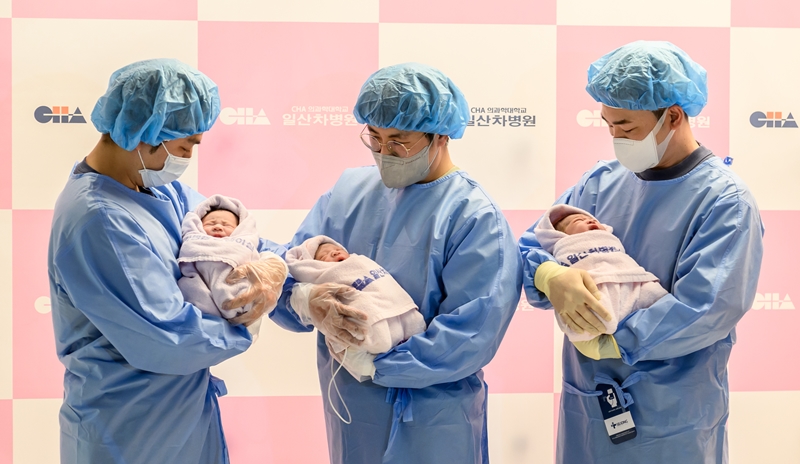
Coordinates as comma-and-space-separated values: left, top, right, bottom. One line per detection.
519, 148, 764, 464
48, 169, 254, 464
270, 167, 523, 464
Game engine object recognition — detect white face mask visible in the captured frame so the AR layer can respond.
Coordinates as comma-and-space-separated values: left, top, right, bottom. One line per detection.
372, 137, 439, 189
612, 110, 676, 173
137, 142, 191, 188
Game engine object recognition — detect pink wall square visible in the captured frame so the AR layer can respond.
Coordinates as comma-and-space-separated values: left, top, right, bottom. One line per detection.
729, 211, 800, 392
485, 301, 553, 393
503, 209, 545, 240
484, 210, 553, 393
219, 396, 328, 463
555, 27, 730, 196
0, 20, 9, 209
0, 401, 9, 464
380, 0, 556, 25
13, 0, 196, 20
732, 0, 800, 28
198, 22, 378, 209
12, 210, 63, 399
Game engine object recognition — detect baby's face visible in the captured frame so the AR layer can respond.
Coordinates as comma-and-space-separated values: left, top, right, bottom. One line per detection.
315, 243, 350, 262
558, 214, 606, 235
202, 210, 238, 238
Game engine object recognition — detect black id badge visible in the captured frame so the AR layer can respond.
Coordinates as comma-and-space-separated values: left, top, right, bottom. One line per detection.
596, 383, 637, 444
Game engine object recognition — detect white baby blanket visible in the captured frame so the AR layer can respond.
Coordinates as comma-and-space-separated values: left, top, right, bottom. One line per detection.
178, 195, 282, 322
286, 235, 425, 356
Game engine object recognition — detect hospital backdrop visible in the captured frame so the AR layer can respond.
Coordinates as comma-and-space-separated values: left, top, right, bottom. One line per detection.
2, 0, 798, 462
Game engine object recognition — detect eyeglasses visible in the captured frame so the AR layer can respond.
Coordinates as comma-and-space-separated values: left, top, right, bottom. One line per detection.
359, 128, 429, 158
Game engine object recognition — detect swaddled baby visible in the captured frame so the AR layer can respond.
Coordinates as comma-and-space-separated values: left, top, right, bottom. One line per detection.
535, 204, 668, 342
286, 235, 426, 380
177, 194, 287, 336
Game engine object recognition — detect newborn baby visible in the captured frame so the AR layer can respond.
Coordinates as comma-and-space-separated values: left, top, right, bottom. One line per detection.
202, 208, 239, 239
315, 242, 349, 262
286, 235, 426, 380
535, 204, 668, 342
177, 194, 287, 336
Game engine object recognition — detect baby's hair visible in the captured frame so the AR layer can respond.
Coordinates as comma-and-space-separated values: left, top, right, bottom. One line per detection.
204, 206, 239, 223
553, 216, 569, 233
554, 213, 591, 233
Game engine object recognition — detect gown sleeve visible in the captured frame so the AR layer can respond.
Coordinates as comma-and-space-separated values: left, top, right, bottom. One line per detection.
267, 191, 334, 333
52, 206, 252, 375
372, 206, 523, 389
614, 192, 764, 364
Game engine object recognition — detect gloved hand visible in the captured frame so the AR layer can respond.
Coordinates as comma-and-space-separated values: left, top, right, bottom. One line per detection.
535, 261, 612, 335
572, 334, 622, 360
224, 253, 288, 327
290, 282, 369, 347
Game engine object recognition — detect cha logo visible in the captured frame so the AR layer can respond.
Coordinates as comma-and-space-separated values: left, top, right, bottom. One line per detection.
577, 109, 607, 128
34, 296, 51, 314
220, 107, 270, 125
34, 106, 86, 124
752, 293, 794, 310
749, 111, 798, 128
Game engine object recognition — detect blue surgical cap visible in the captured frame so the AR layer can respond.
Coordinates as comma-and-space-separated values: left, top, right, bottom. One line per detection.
91, 58, 221, 151
586, 41, 708, 117
353, 63, 470, 139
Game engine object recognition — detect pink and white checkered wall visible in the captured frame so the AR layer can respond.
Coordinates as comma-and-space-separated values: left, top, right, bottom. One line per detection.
3, 0, 799, 462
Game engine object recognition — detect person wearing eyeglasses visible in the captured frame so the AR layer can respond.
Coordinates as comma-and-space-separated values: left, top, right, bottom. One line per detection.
269, 62, 523, 464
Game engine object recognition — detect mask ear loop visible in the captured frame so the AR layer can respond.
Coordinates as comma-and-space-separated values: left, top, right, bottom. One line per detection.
423, 135, 441, 172
161, 141, 172, 157
328, 348, 352, 424
137, 149, 148, 171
